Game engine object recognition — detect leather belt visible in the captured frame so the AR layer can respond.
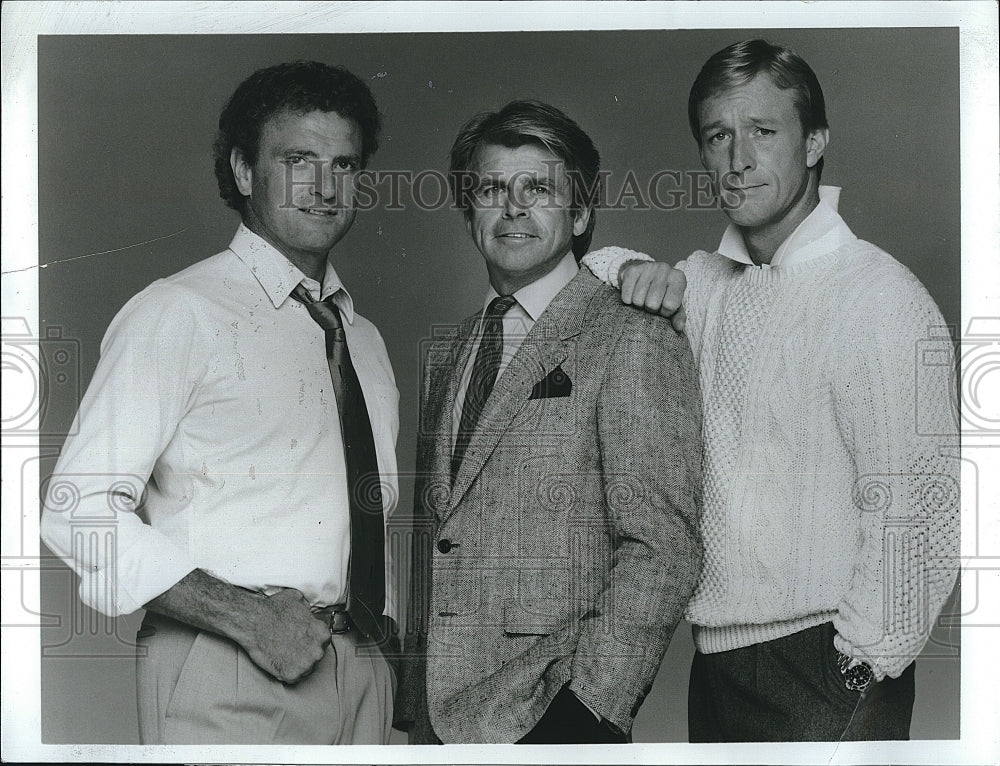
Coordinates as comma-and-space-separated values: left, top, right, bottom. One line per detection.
313, 603, 352, 634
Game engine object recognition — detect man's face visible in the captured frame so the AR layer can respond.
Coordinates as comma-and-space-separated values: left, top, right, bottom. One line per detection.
466, 142, 589, 295
697, 73, 827, 232
232, 109, 362, 258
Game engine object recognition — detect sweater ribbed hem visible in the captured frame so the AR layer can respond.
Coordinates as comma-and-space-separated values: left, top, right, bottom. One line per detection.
692, 611, 836, 654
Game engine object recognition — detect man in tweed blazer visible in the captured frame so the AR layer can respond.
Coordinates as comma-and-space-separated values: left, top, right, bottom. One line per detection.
394, 100, 703, 744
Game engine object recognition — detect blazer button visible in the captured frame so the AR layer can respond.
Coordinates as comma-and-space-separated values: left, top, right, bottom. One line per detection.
437, 538, 458, 553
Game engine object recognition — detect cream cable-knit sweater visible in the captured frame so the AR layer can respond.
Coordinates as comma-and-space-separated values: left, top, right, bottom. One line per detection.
586, 241, 959, 680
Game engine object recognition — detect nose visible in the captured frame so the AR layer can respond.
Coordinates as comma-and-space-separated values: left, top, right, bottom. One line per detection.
312, 160, 348, 204
502, 189, 529, 219
730, 133, 756, 175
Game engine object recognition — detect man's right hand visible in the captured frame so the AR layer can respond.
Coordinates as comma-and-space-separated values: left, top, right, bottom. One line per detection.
618, 259, 688, 329
144, 570, 331, 686
238, 588, 331, 684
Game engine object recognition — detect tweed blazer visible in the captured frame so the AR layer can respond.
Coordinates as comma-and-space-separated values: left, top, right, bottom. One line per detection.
395, 269, 703, 743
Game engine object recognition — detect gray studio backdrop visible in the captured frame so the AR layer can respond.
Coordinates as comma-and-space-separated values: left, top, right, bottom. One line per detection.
37, 28, 960, 744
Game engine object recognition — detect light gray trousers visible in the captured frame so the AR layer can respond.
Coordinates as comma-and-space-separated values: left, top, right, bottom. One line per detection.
136, 613, 394, 744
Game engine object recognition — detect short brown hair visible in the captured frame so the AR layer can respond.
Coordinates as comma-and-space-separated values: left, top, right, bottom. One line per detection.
689, 40, 828, 178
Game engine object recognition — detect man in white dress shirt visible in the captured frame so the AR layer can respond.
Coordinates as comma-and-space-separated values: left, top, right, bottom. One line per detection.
40, 61, 399, 744
583, 39, 959, 741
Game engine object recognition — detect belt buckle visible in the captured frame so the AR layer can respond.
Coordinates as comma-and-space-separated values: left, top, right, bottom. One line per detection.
321, 608, 351, 635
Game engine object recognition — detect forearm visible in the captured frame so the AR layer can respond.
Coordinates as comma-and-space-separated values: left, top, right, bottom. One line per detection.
144, 568, 263, 648
834, 462, 959, 678
570, 522, 701, 700
147, 568, 332, 684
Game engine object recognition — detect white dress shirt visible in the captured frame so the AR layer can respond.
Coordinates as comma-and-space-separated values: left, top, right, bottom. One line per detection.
716, 185, 857, 268
41, 225, 400, 617
452, 251, 579, 448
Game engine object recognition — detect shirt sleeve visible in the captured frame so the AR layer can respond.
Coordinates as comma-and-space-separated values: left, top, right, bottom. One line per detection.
40, 285, 205, 616
830, 269, 960, 679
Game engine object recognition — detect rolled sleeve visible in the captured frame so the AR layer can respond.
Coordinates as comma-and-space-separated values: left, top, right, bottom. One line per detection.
40, 287, 205, 616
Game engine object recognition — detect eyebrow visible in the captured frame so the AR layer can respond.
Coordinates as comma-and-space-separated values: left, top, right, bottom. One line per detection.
700, 121, 729, 136
278, 148, 361, 164
702, 114, 780, 132
475, 171, 562, 189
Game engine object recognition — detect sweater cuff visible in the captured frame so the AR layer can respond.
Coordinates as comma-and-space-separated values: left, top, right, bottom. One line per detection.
581, 247, 654, 288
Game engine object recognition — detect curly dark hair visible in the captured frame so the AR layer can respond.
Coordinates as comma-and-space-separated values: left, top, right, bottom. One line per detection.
212, 60, 381, 216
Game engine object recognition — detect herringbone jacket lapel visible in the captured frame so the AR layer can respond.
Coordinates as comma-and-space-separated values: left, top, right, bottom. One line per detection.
446, 271, 595, 514
418, 314, 479, 518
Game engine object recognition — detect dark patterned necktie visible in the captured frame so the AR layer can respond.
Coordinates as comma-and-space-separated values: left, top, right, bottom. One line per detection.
452, 294, 517, 480
290, 283, 386, 645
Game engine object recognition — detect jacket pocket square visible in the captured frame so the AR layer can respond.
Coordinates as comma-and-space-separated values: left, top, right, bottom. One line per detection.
529, 366, 572, 399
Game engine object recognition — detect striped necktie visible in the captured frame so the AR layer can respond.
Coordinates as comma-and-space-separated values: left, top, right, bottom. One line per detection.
452, 294, 517, 480
290, 283, 387, 645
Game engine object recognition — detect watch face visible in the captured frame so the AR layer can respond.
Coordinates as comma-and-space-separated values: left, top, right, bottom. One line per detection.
844, 663, 875, 692
836, 651, 875, 692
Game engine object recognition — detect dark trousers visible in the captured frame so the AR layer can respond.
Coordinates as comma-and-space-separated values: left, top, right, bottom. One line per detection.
688, 622, 915, 742
517, 684, 627, 744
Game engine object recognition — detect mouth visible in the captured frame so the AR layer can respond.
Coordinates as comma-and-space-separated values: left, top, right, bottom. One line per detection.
299, 208, 338, 217
724, 184, 764, 192
495, 232, 536, 239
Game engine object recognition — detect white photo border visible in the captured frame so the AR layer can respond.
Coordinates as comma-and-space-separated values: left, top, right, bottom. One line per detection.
2, 2, 997, 764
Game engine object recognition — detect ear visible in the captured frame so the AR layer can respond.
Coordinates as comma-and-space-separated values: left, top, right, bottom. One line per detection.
572, 207, 592, 237
230, 147, 254, 197
805, 127, 829, 170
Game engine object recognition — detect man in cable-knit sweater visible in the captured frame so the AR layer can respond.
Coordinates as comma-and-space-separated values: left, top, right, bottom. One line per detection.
583, 39, 959, 741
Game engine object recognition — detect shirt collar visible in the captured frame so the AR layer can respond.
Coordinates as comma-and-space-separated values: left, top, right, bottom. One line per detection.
717, 185, 857, 269
228, 224, 356, 323
482, 251, 580, 320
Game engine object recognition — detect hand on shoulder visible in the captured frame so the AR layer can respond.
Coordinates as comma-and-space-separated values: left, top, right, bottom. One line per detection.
619, 259, 687, 330
581, 246, 688, 331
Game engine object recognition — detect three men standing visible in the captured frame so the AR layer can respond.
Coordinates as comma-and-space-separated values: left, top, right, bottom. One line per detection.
40, 39, 959, 747
395, 100, 703, 744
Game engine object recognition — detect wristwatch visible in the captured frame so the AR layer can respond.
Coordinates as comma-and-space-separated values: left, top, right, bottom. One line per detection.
835, 651, 875, 693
